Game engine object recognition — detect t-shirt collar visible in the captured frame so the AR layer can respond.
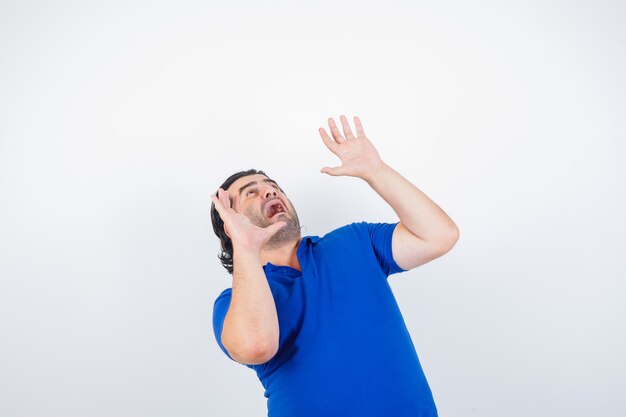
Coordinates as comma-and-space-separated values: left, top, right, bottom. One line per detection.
263, 235, 319, 275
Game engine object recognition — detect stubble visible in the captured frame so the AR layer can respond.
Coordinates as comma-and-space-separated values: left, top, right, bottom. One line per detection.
244, 204, 301, 249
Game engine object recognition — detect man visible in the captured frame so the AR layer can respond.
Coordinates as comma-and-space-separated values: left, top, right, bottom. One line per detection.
210, 115, 459, 417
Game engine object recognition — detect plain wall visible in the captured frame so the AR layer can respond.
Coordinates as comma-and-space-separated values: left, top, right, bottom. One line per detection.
1, 1, 625, 416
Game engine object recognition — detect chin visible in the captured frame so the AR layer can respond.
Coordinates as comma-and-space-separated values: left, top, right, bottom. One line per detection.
265, 216, 301, 248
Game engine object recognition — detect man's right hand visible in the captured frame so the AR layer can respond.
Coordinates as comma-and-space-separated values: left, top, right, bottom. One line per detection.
211, 188, 286, 252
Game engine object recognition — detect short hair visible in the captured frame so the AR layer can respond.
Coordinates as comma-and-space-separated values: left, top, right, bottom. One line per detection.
210, 169, 269, 274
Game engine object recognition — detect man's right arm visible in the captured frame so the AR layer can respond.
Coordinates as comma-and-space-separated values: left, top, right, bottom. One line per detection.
211, 188, 283, 365
221, 247, 279, 365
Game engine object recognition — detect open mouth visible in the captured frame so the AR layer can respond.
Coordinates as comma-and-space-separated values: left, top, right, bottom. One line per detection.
265, 199, 287, 218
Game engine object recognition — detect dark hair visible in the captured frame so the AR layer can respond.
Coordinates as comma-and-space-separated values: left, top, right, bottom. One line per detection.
210, 169, 269, 274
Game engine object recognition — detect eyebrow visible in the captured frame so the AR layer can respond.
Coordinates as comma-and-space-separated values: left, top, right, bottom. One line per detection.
238, 178, 280, 197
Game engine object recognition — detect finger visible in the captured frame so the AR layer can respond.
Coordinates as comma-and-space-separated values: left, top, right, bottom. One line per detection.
266, 220, 287, 236
211, 194, 228, 216
218, 188, 232, 210
319, 128, 339, 153
354, 116, 366, 138
320, 165, 347, 176
327, 117, 346, 143
232, 193, 240, 212
340, 115, 355, 140
222, 222, 232, 238
215, 189, 225, 211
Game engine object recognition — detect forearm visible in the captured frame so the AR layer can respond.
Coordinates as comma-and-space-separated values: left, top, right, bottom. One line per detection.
221, 247, 279, 359
365, 162, 459, 242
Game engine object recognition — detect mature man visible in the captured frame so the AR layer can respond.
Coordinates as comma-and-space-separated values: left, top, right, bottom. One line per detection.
210, 115, 459, 417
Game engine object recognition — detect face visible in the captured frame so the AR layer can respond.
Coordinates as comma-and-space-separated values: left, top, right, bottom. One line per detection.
226, 174, 301, 248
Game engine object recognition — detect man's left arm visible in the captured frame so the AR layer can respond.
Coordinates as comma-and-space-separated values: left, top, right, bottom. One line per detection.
319, 115, 460, 271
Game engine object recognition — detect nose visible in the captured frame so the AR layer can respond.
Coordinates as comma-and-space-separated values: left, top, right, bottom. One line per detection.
262, 184, 278, 199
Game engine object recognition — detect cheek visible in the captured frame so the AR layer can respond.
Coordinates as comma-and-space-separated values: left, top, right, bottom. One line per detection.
243, 204, 262, 217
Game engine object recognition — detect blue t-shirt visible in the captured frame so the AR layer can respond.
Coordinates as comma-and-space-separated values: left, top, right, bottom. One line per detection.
212, 222, 438, 417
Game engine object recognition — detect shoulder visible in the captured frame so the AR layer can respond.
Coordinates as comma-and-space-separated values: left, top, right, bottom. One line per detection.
213, 287, 232, 308
310, 222, 392, 251
320, 221, 398, 240
321, 221, 371, 239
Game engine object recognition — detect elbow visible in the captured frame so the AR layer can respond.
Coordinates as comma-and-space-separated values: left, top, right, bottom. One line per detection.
223, 336, 278, 365
244, 341, 279, 365
439, 226, 460, 253
450, 225, 460, 244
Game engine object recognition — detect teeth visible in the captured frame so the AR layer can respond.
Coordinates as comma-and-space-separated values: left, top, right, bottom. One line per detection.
267, 202, 284, 217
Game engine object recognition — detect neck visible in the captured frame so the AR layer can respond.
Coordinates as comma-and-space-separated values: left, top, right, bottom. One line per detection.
260, 238, 302, 271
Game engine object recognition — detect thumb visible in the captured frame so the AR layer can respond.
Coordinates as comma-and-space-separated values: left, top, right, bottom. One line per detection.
266, 220, 287, 235
321, 166, 346, 176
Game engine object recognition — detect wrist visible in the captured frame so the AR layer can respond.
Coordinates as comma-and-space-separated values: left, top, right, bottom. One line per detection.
232, 244, 263, 261
362, 160, 389, 184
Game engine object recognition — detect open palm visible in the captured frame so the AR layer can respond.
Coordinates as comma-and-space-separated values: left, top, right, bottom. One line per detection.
319, 115, 384, 181
211, 189, 285, 251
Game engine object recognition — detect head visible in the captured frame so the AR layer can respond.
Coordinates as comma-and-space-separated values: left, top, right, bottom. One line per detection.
210, 169, 301, 274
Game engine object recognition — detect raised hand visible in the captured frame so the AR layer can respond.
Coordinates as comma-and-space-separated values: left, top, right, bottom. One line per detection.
211, 188, 286, 252
318, 115, 385, 181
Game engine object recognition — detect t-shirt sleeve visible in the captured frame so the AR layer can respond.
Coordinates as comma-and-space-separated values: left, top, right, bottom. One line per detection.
361, 221, 407, 277
212, 288, 235, 361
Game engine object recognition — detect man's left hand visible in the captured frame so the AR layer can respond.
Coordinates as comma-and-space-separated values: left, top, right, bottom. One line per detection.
318, 115, 385, 182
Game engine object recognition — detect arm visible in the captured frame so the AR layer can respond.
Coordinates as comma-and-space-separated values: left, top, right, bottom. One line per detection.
211, 189, 284, 364
224, 248, 279, 364
319, 115, 460, 271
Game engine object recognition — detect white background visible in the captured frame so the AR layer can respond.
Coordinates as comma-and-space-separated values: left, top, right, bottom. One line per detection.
1, 1, 625, 416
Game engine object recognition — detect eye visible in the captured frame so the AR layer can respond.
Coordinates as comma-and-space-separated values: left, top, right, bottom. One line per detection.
246, 189, 257, 197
